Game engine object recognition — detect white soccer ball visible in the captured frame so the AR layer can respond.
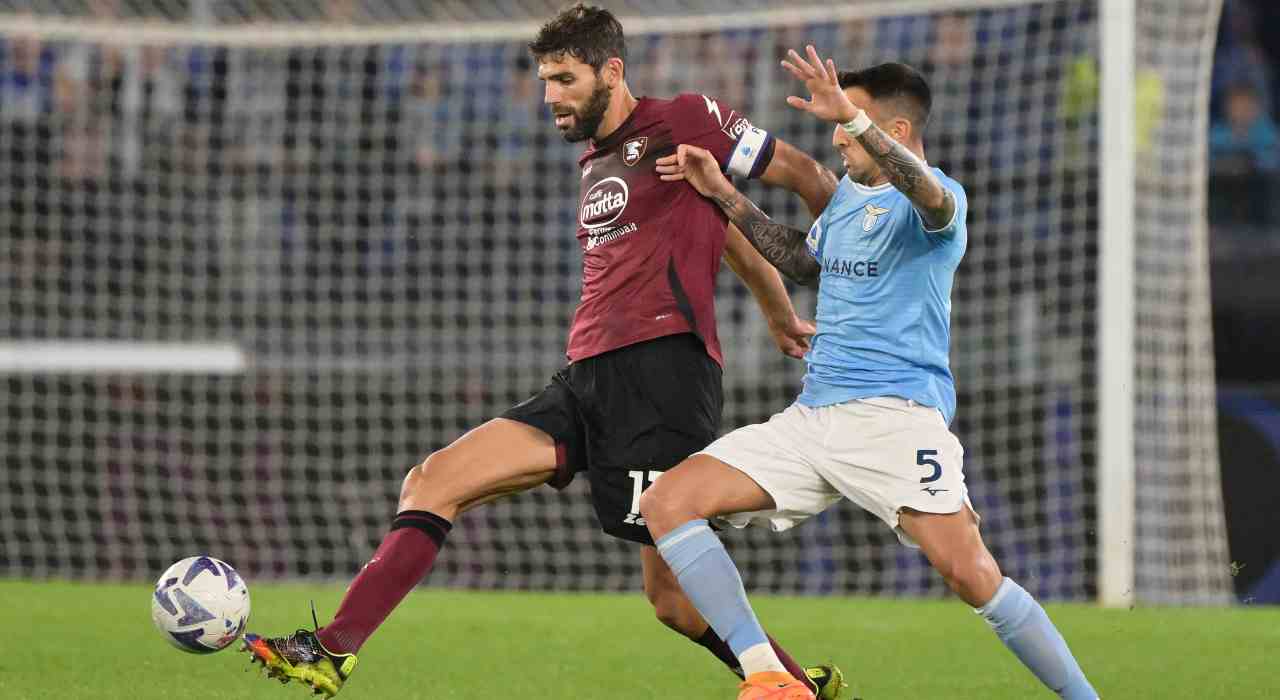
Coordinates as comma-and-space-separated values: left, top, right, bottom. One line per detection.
150, 556, 251, 654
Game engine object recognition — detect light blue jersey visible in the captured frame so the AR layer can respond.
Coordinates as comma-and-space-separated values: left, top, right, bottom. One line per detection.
797, 169, 968, 424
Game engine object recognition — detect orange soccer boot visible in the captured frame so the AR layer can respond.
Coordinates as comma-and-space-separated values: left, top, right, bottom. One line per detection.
737, 671, 818, 700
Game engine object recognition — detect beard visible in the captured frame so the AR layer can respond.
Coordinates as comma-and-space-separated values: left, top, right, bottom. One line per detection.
558, 79, 612, 143
842, 152, 877, 185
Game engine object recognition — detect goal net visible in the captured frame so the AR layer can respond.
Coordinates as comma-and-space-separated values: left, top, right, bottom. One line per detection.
0, 0, 1229, 604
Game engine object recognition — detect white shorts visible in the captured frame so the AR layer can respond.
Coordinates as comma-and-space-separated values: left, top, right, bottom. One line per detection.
700, 397, 976, 547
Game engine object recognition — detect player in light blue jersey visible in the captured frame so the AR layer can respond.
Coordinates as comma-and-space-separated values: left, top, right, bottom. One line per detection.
641, 47, 1099, 700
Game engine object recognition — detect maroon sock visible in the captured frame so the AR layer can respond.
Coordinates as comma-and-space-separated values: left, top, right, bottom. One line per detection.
694, 627, 810, 686
768, 634, 812, 688
695, 626, 744, 679
316, 510, 452, 654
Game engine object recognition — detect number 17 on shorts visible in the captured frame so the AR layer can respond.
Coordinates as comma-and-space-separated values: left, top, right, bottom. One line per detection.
623, 469, 664, 526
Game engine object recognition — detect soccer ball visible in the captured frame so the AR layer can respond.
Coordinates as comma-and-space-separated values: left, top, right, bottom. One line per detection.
150, 556, 251, 654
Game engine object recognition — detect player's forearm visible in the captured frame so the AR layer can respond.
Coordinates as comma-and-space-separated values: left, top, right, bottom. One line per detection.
712, 188, 820, 287
724, 225, 797, 325
762, 139, 839, 219
854, 123, 955, 230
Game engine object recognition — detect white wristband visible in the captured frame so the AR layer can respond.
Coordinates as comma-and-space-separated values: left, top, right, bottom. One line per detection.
840, 110, 873, 137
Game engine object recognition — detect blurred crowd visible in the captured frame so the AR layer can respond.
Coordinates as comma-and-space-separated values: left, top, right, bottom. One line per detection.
2, 4, 1121, 598
1, 2, 1269, 384
0, 2, 1248, 592
0, 4, 1094, 341
0, 7, 1065, 186
1210, 0, 1280, 233
1208, 0, 1280, 384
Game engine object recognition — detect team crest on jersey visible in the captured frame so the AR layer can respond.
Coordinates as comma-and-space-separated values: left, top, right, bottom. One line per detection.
622, 137, 648, 166
862, 204, 890, 232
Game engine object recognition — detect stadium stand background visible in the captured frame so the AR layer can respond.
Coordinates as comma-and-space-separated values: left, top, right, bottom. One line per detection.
1207, 0, 1280, 605
1, 0, 1253, 604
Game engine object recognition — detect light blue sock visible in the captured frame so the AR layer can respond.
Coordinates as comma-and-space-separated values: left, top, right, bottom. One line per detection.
656, 519, 769, 657
977, 578, 1098, 699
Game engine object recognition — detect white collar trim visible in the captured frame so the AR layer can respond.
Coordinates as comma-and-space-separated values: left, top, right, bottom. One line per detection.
848, 179, 893, 194
845, 163, 933, 195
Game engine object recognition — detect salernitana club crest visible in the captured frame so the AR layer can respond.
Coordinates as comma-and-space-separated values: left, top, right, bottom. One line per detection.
622, 136, 648, 166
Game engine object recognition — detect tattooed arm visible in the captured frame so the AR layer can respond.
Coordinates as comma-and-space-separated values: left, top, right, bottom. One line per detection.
852, 122, 955, 231
657, 143, 820, 286
722, 223, 817, 358
712, 189, 821, 286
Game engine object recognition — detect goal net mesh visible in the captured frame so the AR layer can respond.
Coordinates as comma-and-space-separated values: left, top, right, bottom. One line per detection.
0, 0, 1229, 603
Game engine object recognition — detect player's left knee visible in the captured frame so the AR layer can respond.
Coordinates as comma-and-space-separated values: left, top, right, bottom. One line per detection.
638, 480, 686, 531
939, 552, 1002, 606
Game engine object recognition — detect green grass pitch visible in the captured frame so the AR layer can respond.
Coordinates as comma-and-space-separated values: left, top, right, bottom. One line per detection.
3, 580, 1276, 699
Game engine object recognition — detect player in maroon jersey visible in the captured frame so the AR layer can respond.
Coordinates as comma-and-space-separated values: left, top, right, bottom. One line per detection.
241, 5, 845, 698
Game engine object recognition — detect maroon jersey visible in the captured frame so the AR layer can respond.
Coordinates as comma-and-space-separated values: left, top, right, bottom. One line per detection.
567, 94, 776, 365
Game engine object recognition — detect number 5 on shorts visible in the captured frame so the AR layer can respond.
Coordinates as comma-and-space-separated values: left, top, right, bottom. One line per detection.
917, 449, 942, 483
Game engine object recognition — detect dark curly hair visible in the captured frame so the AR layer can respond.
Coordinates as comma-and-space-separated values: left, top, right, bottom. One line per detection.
528, 3, 627, 75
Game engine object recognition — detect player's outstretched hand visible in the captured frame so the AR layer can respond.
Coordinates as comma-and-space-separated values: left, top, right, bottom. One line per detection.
656, 144, 733, 200
769, 315, 817, 360
781, 44, 859, 124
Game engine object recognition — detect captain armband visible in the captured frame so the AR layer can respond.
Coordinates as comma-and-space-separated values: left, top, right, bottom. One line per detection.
725, 126, 776, 179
